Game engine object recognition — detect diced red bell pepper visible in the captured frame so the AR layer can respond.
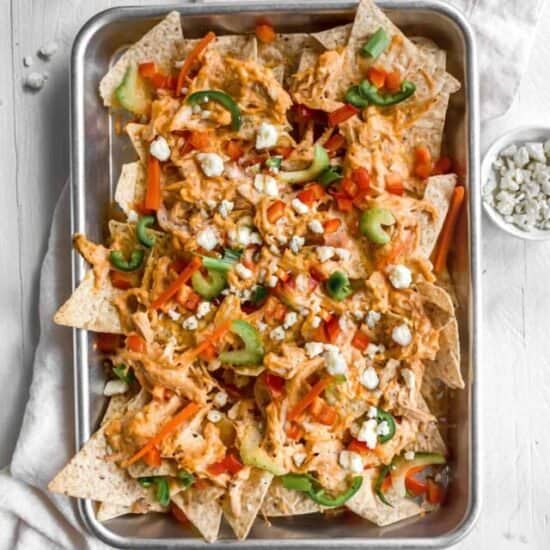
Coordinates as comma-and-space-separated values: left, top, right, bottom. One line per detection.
226, 140, 244, 161
184, 290, 201, 312
323, 218, 342, 234
385, 172, 404, 195
426, 478, 444, 504
348, 438, 369, 454
433, 156, 453, 175
199, 342, 217, 362
255, 23, 277, 44
325, 315, 341, 343
352, 167, 370, 191
264, 372, 286, 398
96, 333, 122, 353
109, 270, 134, 290
267, 200, 286, 223
341, 178, 358, 199
351, 330, 370, 351
316, 403, 338, 426
405, 467, 428, 496
208, 453, 244, 476
126, 333, 146, 353
336, 197, 354, 212
328, 104, 359, 127
367, 66, 387, 89
385, 69, 402, 93
324, 133, 346, 153
138, 61, 157, 79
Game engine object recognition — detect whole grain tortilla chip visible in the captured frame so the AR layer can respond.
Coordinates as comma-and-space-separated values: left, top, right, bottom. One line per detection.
181, 34, 257, 63
346, 470, 423, 526
312, 23, 351, 50
417, 281, 463, 389
99, 11, 183, 107
53, 270, 123, 333
101, 394, 132, 426
96, 499, 167, 522
127, 459, 178, 479
222, 468, 273, 540
171, 485, 224, 543
261, 478, 321, 517
412, 395, 447, 455
114, 162, 147, 216
48, 426, 148, 506
125, 123, 148, 163
418, 174, 457, 257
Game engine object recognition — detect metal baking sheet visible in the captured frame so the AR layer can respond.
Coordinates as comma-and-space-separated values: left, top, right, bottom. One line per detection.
70, 1, 481, 547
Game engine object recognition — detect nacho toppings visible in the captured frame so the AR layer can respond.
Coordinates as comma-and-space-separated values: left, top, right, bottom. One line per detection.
50, 0, 465, 542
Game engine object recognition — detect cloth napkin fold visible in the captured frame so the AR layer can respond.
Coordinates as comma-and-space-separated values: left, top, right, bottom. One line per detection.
0, 1, 543, 548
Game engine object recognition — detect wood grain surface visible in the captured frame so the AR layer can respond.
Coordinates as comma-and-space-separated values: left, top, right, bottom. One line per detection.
1, 1, 549, 548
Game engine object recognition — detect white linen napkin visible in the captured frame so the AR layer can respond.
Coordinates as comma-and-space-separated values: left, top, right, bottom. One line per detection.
0, 1, 543, 548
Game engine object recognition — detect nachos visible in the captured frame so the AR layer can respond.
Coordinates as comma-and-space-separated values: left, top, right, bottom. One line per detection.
50, 1, 466, 542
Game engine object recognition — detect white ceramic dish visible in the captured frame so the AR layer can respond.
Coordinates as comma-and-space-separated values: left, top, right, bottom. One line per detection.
482, 126, 550, 240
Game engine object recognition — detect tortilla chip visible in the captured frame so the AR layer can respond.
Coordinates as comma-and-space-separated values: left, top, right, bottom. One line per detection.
99, 11, 183, 107
346, 470, 423, 526
417, 281, 464, 389
48, 426, 148, 506
125, 123, 148, 163
222, 468, 273, 540
412, 395, 447, 455
171, 485, 224, 543
101, 394, 132, 426
127, 459, 178, 479
96, 498, 167, 522
114, 162, 147, 216
418, 174, 457, 257
53, 270, 123, 333
181, 34, 257, 62
261, 478, 321, 517
411, 36, 447, 70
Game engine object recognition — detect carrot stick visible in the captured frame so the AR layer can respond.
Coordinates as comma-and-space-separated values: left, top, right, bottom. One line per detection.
121, 402, 201, 467
287, 376, 334, 422
433, 186, 466, 274
189, 321, 232, 360
176, 31, 216, 96
144, 155, 161, 211
150, 256, 202, 310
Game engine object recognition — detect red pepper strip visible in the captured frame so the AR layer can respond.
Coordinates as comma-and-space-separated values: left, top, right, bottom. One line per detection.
328, 104, 359, 127
126, 333, 146, 353
150, 257, 202, 310
176, 32, 216, 96
96, 333, 122, 353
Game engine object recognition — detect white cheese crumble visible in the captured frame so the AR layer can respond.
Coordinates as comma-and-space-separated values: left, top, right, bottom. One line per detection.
392, 324, 412, 346
127, 210, 139, 223
207, 410, 222, 423
218, 200, 234, 218
365, 343, 385, 359
360, 366, 379, 390
196, 227, 219, 251
483, 139, 550, 231
291, 198, 309, 215
166, 309, 181, 321
311, 315, 322, 328
213, 391, 228, 408
256, 320, 268, 332
39, 41, 58, 59
308, 219, 324, 234
283, 311, 298, 329
256, 122, 278, 150
357, 419, 378, 449
404, 450, 416, 461
23, 56, 33, 67
366, 310, 381, 328
388, 264, 412, 289
289, 235, 305, 254
196, 301, 212, 319
182, 315, 198, 330
377, 420, 391, 437
316, 246, 335, 263
235, 263, 253, 279
149, 136, 171, 161
367, 406, 378, 419
267, 275, 278, 288
254, 174, 279, 197
270, 326, 286, 341
293, 452, 307, 467
339, 450, 363, 473
324, 346, 347, 376
103, 379, 128, 396
196, 152, 224, 177
334, 248, 351, 262
305, 341, 324, 358
24, 72, 47, 90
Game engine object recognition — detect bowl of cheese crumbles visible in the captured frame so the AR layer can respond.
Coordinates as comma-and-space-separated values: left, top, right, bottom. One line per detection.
482, 126, 550, 239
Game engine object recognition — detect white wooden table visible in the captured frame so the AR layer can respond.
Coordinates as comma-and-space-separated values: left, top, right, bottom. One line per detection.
2, 1, 550, 548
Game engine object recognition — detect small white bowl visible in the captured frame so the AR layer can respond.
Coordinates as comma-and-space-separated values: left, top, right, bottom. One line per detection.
482, 126, 550, 240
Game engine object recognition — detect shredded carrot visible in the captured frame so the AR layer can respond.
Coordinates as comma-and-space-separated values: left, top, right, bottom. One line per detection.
255, 23, 277, 44
176, 31, 216, 96
121, 402, 201, 467
144, 155, 161, 211
433, 186, 465, 274
150, 256, 202, 310
288, 376, 334, 421
143, 446, 161, 467
189, 321, 232, 360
